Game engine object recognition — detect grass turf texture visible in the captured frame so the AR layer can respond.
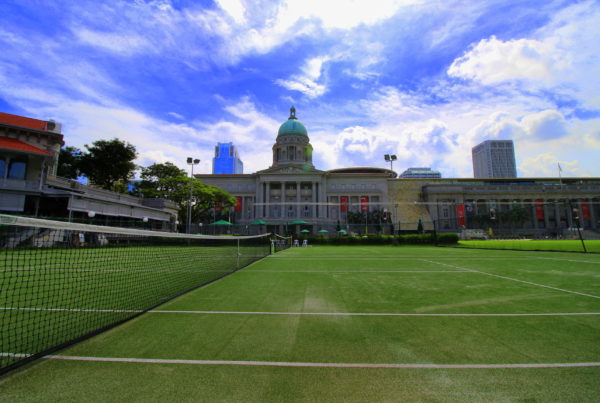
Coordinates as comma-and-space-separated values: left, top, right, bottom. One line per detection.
1, 245, 599, 401
458, 239, 600, 253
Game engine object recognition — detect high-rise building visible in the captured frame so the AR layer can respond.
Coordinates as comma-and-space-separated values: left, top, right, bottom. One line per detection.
212, 142, 243, 174
399, 167, 441, 179
472, 140, 517, 178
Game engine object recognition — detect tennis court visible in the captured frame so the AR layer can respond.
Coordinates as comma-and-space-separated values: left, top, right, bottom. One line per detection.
1, 245, 600, 401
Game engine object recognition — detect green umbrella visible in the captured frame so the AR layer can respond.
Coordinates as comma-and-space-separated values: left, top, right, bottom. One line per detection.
300, 229, 310, 233
338, 229, 347, 233
208, 219, 233, 226
249, 219, 268, 225
318, 229, 328, 233
289, 220, 309, 225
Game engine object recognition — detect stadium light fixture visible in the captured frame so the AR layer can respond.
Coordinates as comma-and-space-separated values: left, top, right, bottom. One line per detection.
187, 157, 201, 234
384, 154, 397, 173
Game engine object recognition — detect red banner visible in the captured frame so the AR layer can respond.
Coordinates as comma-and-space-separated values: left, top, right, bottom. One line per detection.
581, 199, 590, 220
455, 204, 465, 227
215, 201, 222, 212
535, 199, 544, 220
235, 197, 242, 212
360, 196, 369, 212
340, 196, 348, 212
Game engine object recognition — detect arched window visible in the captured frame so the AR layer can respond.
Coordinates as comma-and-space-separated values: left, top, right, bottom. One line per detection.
288, 146, 295, 161
8, 156, 27, 180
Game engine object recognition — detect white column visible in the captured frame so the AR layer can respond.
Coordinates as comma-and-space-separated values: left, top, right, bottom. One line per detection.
281, 181, 285, 219
255, 182, 262, 218
266, 182, 271, 218
296, 181, 301, 218
311, 182, 316, 219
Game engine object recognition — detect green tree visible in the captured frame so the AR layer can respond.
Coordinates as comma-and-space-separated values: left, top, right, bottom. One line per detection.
56, 146, 83, 179
134, 162, 236, 224
135, 162, 187, 198
79, 138, 137, 192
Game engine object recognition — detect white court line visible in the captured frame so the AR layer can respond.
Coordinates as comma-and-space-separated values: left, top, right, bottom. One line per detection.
4, 307, 598, 317
421, 260, 600, 300
536, 257, 600, 265
268, 256, 515, 260
39, 355, 600, 369
245, 270, 471, 273
148, 310, 600, 317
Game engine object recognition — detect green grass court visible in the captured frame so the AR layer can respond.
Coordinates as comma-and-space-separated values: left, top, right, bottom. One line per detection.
1, 245, 599, 401
458, 239, 600, 253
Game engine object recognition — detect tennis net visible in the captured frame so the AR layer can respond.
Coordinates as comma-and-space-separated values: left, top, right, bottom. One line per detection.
272, 234, 292, 252
0, 214, 271, 375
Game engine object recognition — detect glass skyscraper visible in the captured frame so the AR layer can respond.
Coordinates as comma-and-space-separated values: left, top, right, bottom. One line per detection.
212, 142, 243, 174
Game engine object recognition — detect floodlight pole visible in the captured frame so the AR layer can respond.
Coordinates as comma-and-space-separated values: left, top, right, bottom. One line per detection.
187, 157, 200, 234
384, 154, 397, 175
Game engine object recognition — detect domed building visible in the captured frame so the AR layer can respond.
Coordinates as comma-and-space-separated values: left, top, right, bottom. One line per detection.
197, 106, 396, 233
196, 107, 600, 236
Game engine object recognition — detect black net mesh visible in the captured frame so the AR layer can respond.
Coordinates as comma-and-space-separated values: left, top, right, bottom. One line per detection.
0, 214, 271, 375
272, 234, 292, 252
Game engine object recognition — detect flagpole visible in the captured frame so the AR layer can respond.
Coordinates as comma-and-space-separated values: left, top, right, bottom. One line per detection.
558, 162, 563, 188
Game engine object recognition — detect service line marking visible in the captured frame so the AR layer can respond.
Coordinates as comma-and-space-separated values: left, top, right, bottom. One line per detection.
536, 257, 600, 265
149, 310, 600, 317
40, 355, 600, 369
246, 270, 472, 273
421, 260, 600, 300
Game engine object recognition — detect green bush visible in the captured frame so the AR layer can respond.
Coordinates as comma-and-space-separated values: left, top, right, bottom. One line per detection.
296, 233, 458, 246
435, 233, 459, 244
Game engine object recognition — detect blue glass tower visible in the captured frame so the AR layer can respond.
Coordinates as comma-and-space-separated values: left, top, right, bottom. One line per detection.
212, 142, 243, 174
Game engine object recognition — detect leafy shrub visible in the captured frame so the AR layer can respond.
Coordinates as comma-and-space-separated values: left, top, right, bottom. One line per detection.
435, 233, 459, 244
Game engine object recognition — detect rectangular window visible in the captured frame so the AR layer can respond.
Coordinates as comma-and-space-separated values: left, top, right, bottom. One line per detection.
8, 157, 27, 180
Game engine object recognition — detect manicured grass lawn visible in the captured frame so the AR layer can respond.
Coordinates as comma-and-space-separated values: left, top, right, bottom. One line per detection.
458, 239, 600, 253
1, 245, 599, 401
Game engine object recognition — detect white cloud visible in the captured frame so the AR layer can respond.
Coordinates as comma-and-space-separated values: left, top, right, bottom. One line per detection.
168, 112, 184, 120
521, 110, 567, 140
520, 153, 583, 177
467, 109, 569, 143
447, 36, 564, 85
275, 0, 420, 30
74, 28, 152, 56
276, 56, 330, 98
216, 0, 247, 24
447, 1, 600, 111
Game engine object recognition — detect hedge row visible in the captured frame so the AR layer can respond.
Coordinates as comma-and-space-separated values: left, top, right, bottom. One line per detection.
297, 233, 458, 245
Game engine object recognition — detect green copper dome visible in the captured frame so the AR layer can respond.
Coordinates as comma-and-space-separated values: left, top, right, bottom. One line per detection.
277, 106, 308, 137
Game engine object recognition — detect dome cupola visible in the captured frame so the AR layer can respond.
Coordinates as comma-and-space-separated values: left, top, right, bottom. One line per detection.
277, 106, 308, 137
271, 106, 314, 170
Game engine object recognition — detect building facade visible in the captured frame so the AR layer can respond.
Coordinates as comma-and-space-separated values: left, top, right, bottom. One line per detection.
197, 108, 600, 237
472, 140, 517, 178
212, 142, 243, 174
399, 167, 441, 178
0, 112, 177, 228
197, 107, 394, 233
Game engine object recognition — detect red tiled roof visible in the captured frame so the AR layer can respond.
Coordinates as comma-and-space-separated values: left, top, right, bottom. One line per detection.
0, 137, 53, 156
0, 112, 48, 131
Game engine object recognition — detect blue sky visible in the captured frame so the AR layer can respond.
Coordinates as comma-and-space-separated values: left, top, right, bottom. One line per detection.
1, 0, 599, 177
